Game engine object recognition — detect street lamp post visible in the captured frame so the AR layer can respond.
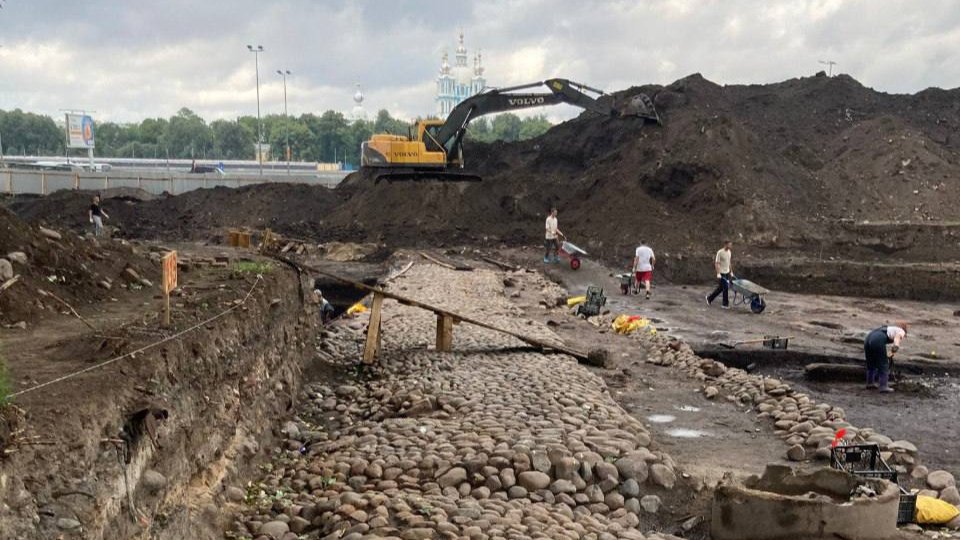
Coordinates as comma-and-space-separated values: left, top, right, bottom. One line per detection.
276, 69, 292, 175
247, 44, 265, 175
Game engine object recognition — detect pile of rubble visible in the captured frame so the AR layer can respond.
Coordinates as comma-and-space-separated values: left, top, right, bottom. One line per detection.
226, 264, 689, 540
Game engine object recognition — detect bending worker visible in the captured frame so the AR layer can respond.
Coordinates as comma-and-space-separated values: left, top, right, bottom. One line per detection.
864, 322, 908, 393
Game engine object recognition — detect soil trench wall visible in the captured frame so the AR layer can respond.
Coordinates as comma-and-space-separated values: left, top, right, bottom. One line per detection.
0, 267, 321, 540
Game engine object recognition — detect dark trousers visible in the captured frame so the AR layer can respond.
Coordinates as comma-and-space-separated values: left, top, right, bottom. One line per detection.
544, 238, 559, 260
708, 273, 731, 306
864, 328, 890, 374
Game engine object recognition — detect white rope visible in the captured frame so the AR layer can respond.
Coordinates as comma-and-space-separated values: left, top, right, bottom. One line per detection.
7, 275, 264, 399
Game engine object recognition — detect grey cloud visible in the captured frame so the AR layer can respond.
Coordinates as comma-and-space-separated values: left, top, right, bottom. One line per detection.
0, 0, 957, 124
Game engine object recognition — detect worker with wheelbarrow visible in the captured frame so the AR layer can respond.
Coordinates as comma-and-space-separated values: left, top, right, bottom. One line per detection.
544, 207, 565, 264
706, 240, 734, 309
864, 322, 908, 393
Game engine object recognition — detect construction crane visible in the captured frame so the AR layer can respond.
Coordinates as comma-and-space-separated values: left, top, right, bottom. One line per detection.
360, 78, 661, 181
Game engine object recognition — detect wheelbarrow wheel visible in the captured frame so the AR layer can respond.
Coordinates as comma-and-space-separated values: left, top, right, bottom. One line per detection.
750, 296, 766, 314
570, 257, 581, 270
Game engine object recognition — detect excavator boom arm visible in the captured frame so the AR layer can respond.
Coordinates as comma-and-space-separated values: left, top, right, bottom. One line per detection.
435, 78, 620, 161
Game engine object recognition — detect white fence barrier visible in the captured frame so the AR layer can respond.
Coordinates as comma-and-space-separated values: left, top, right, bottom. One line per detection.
1, 169, 348, 196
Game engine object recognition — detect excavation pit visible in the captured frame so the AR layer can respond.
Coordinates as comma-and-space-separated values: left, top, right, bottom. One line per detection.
712, 464, 900, 540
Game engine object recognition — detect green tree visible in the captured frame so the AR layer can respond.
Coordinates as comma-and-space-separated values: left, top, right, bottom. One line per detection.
519, 115, 552, 140
301, 111, 350, 162
211, 119, 255, 160
343, 119, 374, 167
491, 113, 523, 142
161, 108, 214, 159
139, 118, 167, 146
373, 109, 409, 136
466, 117, 494, 143
0, 109, 62, 155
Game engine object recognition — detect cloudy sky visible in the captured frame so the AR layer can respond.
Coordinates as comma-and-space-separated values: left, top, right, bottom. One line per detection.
1, 0, 958, 124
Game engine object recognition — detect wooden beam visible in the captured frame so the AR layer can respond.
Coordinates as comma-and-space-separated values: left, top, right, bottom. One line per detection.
278, 257, 589, 361
420, 251, 474, 271
420, 251, 456, 270
436, 314, 454, 352
362, 292, 385, 364
481, 256, 519, 271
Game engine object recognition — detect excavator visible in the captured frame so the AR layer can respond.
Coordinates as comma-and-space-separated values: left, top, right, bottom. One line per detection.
360, 78, 660, 181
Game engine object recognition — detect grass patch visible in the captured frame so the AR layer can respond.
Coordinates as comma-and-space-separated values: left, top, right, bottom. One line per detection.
232, 261, 274, 274
0, 355, 11, 406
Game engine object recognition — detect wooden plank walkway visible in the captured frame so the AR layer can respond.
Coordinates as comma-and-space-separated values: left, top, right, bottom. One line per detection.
278, 257, 588, 364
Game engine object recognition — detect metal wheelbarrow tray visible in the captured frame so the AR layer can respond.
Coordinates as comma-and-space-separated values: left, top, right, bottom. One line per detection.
559, 241, 587, 270
730, 278, 769, 314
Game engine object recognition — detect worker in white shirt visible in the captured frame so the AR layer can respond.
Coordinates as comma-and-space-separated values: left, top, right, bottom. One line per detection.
632, 241, 656, 299
864, 322, 908, 393
543, 207, 564, 264
706, 240, 734, 308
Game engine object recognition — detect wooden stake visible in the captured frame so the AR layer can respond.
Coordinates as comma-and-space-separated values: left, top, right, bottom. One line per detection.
362, 292, 385, 364
0, 275, 21, 296
163, 291, 170, 327
436, 314, 454, 352
420, 251, 456, 270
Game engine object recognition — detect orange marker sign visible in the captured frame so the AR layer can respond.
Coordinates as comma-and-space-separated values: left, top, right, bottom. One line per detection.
162, 251, 178, 294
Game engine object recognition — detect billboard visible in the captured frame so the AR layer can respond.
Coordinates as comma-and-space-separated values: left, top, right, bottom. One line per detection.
65, 114, 95, 148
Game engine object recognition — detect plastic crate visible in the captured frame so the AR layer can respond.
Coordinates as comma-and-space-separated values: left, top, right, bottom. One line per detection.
898, 490, 917, 525
830, 444, 899, 483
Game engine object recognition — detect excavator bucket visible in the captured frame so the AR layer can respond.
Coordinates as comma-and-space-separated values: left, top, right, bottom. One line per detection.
617, 93, 661, 124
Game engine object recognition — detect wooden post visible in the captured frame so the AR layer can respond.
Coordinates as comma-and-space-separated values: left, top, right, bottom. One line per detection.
41, 172, 47, 195
362, 292, 385, 363
161, 251, 178, 327
436, 314, 454, 352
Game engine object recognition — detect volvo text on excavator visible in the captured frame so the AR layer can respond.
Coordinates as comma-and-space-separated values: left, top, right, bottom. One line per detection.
360, 78, 660, 181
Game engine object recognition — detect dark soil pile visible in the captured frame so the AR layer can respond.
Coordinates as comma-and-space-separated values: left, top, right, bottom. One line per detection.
8, 72, 960, 276
0, 206, 157, 325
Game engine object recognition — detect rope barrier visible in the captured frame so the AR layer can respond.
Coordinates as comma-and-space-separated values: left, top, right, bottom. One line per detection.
6, 275, 264, 400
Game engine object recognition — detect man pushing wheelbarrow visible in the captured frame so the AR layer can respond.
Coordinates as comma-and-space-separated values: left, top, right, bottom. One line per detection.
542, 206, 587, 269
544, 207, 565, 264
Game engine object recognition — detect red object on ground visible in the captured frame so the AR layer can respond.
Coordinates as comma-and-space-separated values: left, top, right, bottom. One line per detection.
831, 428, 847, 448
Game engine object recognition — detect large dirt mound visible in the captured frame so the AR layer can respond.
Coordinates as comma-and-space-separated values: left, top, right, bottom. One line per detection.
0, 206, 156, 325
9, 72, 960, 271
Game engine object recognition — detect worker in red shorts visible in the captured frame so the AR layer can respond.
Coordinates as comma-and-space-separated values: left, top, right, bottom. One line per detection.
632, 241, 655, 299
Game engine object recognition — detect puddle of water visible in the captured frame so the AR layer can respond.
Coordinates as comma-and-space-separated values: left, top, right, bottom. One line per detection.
666, 428, 710, 438
675, 405, 701, 412
647, 414, 676, 423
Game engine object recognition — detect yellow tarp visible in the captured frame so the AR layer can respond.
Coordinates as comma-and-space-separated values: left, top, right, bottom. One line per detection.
567, 295, 587, 306
346, 302, 368, 316
612, 315, 657, 336
916, 495, 960, 525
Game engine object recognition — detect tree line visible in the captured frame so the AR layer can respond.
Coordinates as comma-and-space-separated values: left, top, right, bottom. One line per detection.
0, 108, 554, 166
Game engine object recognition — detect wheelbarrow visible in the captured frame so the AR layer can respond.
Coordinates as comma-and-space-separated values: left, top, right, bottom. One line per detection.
617, 273, 633, 295
729, 278, 768, 314
559, 240, 587, 270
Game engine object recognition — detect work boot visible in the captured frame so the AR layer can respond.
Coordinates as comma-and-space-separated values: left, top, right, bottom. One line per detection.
865, 368, 879, 389
552, 257, 560, 264
878, 373, 894, 393
543, 257, 550, 263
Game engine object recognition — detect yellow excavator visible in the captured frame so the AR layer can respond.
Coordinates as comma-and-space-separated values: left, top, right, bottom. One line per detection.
360, 78, 660, 181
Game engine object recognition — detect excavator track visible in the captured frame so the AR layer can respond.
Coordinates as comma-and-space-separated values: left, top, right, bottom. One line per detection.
371, 168, 482, 183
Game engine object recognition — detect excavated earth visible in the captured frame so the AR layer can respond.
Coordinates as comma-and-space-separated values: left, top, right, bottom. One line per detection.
4, 71, 960, 539
8, 72, 960, 299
